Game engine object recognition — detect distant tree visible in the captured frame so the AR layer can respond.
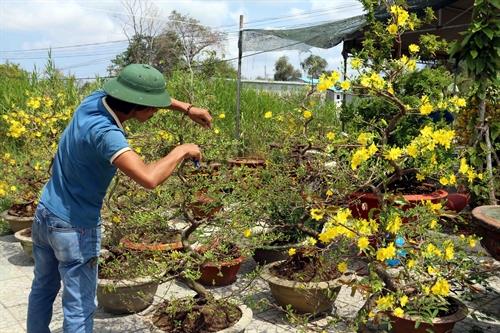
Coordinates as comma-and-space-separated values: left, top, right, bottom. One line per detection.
300, 54, 328, 78
196, 50, 237, 78
274, 56, 301, 81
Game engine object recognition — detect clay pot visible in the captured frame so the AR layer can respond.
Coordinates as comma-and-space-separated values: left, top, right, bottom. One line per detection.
349, 190, 448, 219
1, 209, 33, 233
97, 276, 159, 314
389, 297, 467, 333
445, 192, 470, 213
197, 255, 244, 286
120, 234, 183, 252
227, 157, 265, 168
14, 227, 33, 258
187, 192, 223, 219
261, 261, 342, 314
472, 205, 500, 260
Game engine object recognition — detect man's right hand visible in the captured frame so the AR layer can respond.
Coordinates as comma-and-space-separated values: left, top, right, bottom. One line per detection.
177, 143, 202, 162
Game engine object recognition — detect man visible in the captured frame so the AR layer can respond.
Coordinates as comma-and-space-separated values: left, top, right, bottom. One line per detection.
27, 64, 212, 333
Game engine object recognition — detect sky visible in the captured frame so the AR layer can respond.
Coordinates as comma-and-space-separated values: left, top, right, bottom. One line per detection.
0, 0, 365, 80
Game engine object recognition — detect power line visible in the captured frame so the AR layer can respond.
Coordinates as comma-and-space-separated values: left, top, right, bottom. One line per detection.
0, 40, 128, 53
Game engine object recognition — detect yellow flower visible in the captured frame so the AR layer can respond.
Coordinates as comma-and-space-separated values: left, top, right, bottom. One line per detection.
427, 265, 438, 275
367, 143, 378, 155
357, 132, 371, 146
376, 295, 394, 311
406, 143, 418, 158
351, 58, 362, 69
416, 173, 425, 181
419, 103, 433, 115
10, 185, 17, 192
351, 147, 370, 170
409, 44, 420, 53
310, 208, 324, 221
407, 259, 416, 269
459, 158, 469, 174
243, 229, 252, 238
329, 71, 341, 83
439, 176, 449, 186
384, 147, 404, 161
386, 215, 402, 234
387, 84, 394, 95
431, 278, 450, 296
264, 111, 273, 119
326, 131, 335, 140
393, 307, 405, 318
340, 80, 351, 90
111, 216, 121, 224
376, 243, 397, 261
214, 128, 220, 134
288, 248, 297, 256
445, 244, 454, 260
303, 110, 312, 119
387, 24, 398, 35
429, 219, 438, 229
326, 189, 333, 196
218, 113, 226, 119
337, 261, 348, 273
423, 285, 431, 295
400, 295, 409, 307
468, 238, 477, 248
358, 237, 370, 251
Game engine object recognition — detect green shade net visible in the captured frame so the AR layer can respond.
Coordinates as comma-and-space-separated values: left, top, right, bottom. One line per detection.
241, 0, 457, 52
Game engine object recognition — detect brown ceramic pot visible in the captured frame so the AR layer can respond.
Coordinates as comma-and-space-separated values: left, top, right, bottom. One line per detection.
197, 255, 244, 286
472, 205, 500, 260
446, 192, 470, 213
1, 209, 33, 233
120, 233, 183, 252
389, 297, 467, 333
261, 261, 342, 314
227, 157, 265, 168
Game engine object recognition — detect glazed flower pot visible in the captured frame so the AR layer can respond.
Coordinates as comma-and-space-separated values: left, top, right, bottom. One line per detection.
197, 255, 244, 286
14, 227, 33, 258
472, 205, 500, 260
446, 192, 470, 213
1, 209, 33, 233
261, 261, 342, 314
97, 276, 159, 314
349, 190, 448, 219
389, 297, 467, 333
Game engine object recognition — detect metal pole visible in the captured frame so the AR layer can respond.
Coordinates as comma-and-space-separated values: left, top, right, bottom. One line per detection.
235, 15, 243, 141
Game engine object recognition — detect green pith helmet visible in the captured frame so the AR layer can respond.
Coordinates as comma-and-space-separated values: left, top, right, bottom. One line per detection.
103, 64, 171, 107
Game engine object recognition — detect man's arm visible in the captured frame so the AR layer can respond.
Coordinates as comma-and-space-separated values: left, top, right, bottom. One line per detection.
113, 144, 201, 189
169, 98, 212, 129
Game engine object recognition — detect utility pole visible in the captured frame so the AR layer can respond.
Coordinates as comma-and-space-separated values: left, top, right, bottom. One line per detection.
235, 15, 243, 141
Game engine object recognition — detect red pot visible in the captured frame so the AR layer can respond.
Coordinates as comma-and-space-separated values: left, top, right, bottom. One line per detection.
445, 192, 470, 213
349, 190, 448, 219
197, 256, 244, 286
389, 297, 467, 333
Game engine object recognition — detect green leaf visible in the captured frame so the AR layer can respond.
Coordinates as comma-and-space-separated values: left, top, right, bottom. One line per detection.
470, 50, 479, 59
482, 28, 494, 40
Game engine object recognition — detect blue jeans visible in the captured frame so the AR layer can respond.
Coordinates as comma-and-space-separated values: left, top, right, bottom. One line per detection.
27, 203, 101, 333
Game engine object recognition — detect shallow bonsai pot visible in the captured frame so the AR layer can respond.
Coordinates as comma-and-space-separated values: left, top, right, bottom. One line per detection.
349, 190, 448, 219
97, 276, 159, 314
227, 157, 266, 168
261, 261, 342, 314
472, 205, 500, 260
14, 227, 33, 258
389, 297, 467, 333
149, 303, 253, 333
197, 256, 244, 286
120, 235, 183, 252
1, 210, 33, 233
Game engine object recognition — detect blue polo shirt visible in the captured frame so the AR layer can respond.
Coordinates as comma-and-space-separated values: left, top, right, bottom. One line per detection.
40, 90, 131, 228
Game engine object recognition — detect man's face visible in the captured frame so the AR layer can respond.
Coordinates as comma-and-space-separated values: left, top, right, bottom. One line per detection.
133, 107, 158, 122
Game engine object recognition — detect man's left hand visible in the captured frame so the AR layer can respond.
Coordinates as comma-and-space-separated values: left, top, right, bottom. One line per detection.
187, 107, 212, 129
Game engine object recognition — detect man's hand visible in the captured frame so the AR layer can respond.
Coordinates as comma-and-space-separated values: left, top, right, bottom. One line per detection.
186, 106, 212, 129
177, 143, 202, 162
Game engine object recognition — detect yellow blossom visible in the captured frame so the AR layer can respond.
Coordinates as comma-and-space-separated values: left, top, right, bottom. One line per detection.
400, 295, 409, 307
337, 261, 348, 273
445, 244, 454, 260
214, 128, 220, 134
243, 229, 252, 238
340, 80, 351, 90
310, 208, 324, 221
408, 44, 420, 53
326, 131, 335, 140
439, 176, 449, 186
303, 110, 312, 119
376, 243, 397, 261
288, 248, 297, 256
264, 111, 273, 119
358, 237, 370, 251
419, 103, 433, 115
393, 307, 405, 318
326, 189, 333, 196
427, 266, 438, 275
459, 158, 469, 174
407, 259, 416, 269
416, 173, 425, 181
468, 238, 477, 248
376, 295, 394, 311
329, 71, 341, 83
367, 143, 378, 155
423, 285, 431, 295
10, 185, 17, 192
111, 216, 121, 224
307, 237, 317, 246
431, 278, 450, 296
351, 147, 370, 170
351, 58, 362, 69
384, 147, 404, 161
218, 113, 226, 119
429, 219, 438, 229
386, 215, 402, 234
357, 132, 371, 146
387, 24, 398, 35
406, 143, 418, 158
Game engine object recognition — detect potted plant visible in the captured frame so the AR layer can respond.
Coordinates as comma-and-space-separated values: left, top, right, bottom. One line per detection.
14, 227, 33, 258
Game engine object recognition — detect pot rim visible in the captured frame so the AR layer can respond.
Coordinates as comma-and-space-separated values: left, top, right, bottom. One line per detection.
472, 205, 500, 230
261, 261, 348, 289
98, 275, 160, 288
1, 209, 34, 222
392, 296, 468, 325
201, 255, 245, 268
350, 189, 448, 202
120, 236, 183, 251
14, 227, 32, 242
